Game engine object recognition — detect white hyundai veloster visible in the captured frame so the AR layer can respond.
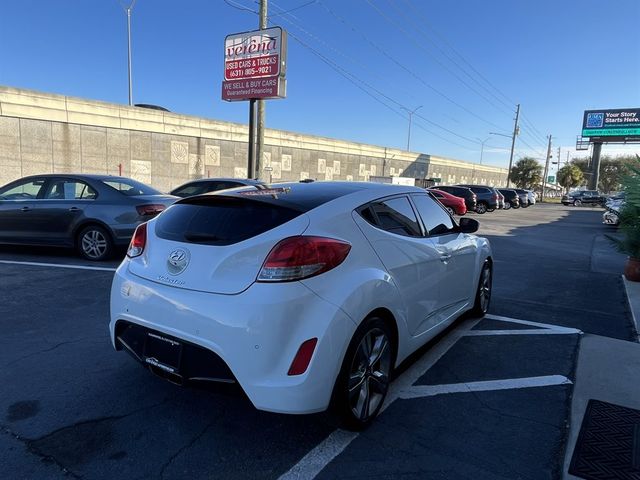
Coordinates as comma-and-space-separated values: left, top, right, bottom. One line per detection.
110, 181, 492, 429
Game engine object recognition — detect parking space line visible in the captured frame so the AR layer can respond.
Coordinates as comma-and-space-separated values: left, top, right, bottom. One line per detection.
485, 314, 583, 333
464, 329, 580, 336
0, 260, 117, 272
278, 316, 482, 480
399, 375, 572, 400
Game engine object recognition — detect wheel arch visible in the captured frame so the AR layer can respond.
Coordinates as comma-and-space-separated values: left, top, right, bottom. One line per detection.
73, 219, 116, 247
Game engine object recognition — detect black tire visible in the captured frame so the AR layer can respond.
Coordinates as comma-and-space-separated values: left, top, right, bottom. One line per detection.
512, 202, 520, 209
77, 225, 114, 261
475, 202, 488, 214
331, 316, 395, 431
487, 208, 496, 213
573, 199, 581, 206
446, 206, 455, 216
503, 202, 511, 211
470, 260, 492, 317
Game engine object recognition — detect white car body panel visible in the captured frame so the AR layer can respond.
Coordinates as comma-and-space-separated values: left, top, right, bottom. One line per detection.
110, 183, 492, 415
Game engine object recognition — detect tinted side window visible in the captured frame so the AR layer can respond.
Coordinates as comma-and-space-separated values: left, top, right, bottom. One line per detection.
44, 180, 97, 200
0, 178, 46, 200
411, 194, 455, 236
361, 197, 422, 237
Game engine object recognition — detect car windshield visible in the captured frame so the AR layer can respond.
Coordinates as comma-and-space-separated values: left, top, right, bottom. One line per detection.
101, 178, 161, 196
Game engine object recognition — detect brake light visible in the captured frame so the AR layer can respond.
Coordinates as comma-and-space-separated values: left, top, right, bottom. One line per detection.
136, 204, 165, 216
127, 223, 147, 258
288, 338, 318, 375
257, 236, 351, 282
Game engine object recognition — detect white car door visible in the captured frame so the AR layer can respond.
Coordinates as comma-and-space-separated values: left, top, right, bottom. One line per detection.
411, 193, 478, 318
354, 195, 446, 337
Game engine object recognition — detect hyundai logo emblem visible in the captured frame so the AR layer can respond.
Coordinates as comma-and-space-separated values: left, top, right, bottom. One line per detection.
167, 248, 190, 275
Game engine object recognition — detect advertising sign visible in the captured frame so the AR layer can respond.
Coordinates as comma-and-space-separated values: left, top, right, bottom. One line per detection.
222, 27, 287, 102
582, 108, 640, 141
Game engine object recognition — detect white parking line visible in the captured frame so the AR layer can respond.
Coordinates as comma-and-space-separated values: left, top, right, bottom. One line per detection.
484, 314, 583, 333
0, 260, 117, 272
279, 313, 578, 480
279, 316, 482, 480
464, 329, 579, 336
399, 375, 572, 399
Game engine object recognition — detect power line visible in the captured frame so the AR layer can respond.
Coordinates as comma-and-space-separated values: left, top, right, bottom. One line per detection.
316, 0, 508, 132
266, 0, 486, 149
373, 0, 515, 118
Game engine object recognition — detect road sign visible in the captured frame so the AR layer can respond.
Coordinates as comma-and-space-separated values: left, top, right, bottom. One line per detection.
548, 175, 555, 183
222, 27, 287, 102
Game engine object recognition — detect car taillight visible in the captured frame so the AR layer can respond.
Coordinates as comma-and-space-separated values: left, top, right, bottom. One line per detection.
136, 204, 165, 216
493, 194, 499, 200
127, 223, 147, 258
257, 236, 351, 282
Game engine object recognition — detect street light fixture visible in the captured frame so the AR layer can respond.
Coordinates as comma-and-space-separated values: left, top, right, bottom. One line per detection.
402, 105, 423, 151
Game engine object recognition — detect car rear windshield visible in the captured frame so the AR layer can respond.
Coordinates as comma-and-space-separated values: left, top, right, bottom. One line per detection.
101, 178, 161, 196
154, 197, 301, 246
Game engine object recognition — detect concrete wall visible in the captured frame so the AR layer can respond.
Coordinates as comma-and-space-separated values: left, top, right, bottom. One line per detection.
0, 86, 508, 191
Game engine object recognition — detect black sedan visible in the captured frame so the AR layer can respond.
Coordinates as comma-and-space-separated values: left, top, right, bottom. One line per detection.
170, 178, 265, 198
0, 174, 176, 260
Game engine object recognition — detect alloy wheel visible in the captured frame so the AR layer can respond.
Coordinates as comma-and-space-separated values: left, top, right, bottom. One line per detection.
348, 328, 391, 422
478, 264, 492, 313
81, 229, 108, 259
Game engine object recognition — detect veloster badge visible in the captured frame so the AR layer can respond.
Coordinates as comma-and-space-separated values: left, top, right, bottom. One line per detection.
167, 248, 190, 275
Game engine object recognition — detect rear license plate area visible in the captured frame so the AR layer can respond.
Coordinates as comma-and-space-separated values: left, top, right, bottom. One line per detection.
143, 332, 182, 373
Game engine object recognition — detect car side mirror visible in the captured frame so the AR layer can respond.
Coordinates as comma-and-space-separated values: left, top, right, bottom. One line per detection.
459, 217, 479, 234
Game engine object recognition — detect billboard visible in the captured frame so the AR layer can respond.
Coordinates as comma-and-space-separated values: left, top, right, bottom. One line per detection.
222, 27, 287, 102
582, 108, 640, 141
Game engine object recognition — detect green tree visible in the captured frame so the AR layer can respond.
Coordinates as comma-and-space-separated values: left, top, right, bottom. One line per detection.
509, 157, 543, 189
571, 155, 634, 193
556, 164, 584, 193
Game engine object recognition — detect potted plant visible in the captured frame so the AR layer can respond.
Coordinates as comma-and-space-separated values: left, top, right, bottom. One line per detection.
610, 156, 640, 281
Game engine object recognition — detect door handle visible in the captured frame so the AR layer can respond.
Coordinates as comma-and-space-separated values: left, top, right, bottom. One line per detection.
440, 253, 452, 262
21, 206, 31, 212
69, 207, 80, 212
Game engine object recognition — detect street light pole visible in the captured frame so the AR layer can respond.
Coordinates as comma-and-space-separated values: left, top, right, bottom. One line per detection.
403, 105, 422, 151
120, 0, 137, 106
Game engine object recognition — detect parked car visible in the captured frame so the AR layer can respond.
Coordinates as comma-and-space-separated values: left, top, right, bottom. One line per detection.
561, 190, 606, 206
456, 185, 499, 214
603, 201, 622, 226
494, 189, 505, 209
526, 190, 537, 206
110, 182, 492, 429
497, 189, 520, 209
427, 188, 467, 215
513, 189, 531, 207
170, 178, 265, 198
431, 185, 477, 212
0, 174, 176, 260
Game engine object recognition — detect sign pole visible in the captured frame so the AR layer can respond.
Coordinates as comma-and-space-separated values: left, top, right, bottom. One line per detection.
590, 142, 602, 190
256, 0, 268, 179
248, 99, 257, 178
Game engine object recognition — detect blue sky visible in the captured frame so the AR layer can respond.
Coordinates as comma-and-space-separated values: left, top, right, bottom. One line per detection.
1, 0, 639, 172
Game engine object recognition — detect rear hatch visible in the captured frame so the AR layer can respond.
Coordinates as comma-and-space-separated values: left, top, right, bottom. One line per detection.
127, 195, 309, 294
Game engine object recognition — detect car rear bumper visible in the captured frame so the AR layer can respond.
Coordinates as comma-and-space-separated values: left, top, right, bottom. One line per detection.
110, 261, 357, 414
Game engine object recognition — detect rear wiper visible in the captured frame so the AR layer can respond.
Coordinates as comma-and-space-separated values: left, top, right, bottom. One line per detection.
183, 232, 226, 242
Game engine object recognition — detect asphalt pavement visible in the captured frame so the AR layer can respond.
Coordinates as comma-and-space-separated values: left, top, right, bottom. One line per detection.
0, 203, 635, 479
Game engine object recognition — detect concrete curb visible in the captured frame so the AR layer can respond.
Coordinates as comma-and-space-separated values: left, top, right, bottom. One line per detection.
622, 275, 640, 343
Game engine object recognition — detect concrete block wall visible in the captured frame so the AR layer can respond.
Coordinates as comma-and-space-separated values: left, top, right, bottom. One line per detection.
0, 86, 508, 191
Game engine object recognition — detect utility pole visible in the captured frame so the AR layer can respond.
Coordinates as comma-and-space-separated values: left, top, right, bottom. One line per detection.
506, 103, 520, 187
255, 0, 268, 179
404, 105, 423, 151
542, 135, 552, 202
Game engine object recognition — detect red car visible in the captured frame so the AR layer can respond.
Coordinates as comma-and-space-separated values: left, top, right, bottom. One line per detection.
427, 188, 467, 216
